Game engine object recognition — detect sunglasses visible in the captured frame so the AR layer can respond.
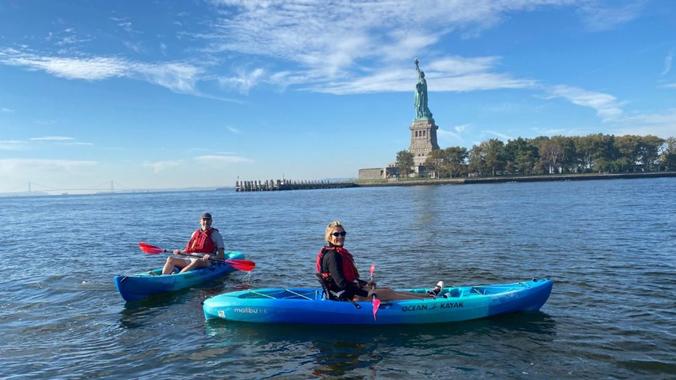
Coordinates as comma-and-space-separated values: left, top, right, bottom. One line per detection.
331, 231, 347, 237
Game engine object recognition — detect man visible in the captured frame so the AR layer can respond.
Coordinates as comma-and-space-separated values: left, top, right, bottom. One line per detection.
161, 212, 225, 274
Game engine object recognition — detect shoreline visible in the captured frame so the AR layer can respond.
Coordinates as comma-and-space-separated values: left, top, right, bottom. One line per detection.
354, 171, 676, 187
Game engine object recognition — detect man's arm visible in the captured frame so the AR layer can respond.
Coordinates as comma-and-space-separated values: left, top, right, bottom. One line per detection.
212, 230, 226, 260
215, 247, 225, 260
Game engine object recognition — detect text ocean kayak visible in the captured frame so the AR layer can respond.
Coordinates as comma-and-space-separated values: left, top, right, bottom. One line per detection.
203, 278, 552, 325
114, 251, 245, 302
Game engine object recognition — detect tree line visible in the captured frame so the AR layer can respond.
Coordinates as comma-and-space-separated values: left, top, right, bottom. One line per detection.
395, 134, 676, 178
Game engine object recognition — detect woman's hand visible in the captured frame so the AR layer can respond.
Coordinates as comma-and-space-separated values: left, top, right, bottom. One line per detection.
172, 249, 182, 255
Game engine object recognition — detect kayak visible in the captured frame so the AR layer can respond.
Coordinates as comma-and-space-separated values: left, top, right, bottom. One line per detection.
203, 278, 552, 325
114, 251, 245, 302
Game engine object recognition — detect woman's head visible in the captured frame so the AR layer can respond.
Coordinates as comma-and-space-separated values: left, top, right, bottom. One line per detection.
325, 220, 347, 247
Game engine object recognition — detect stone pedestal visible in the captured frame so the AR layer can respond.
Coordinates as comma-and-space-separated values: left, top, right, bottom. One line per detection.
409, 118, 439, 166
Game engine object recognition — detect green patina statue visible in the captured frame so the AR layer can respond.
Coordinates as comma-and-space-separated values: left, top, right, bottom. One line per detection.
414, 59, 433, 120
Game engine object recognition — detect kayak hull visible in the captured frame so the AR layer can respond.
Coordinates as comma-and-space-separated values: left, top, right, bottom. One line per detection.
114, 251, 245, 302
203, 278, 552, 325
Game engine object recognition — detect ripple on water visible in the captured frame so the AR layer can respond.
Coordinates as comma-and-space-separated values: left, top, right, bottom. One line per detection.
1, 179, 675, 378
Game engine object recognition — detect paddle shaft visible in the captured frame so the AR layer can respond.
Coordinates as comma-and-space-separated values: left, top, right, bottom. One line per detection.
172, 251, 230, 263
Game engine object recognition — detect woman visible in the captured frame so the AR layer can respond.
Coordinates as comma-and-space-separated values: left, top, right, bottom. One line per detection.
316, 220, 429, 302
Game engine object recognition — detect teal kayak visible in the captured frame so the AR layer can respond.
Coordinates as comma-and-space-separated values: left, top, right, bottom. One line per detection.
115, 251, 245, 302
203, 278, 552, 325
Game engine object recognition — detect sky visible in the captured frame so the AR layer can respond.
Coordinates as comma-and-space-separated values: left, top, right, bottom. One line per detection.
1, 0, 675, 194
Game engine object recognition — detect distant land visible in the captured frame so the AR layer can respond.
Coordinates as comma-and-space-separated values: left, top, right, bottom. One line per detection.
355, 171, 676, 187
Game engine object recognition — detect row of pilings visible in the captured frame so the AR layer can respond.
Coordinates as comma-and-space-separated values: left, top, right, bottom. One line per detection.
235, 179, 357, 192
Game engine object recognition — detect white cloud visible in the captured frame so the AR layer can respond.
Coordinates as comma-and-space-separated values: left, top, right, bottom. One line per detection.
619, 109, 676, 138
454, 124, 470, 134
194, 154, 253, 164
110, 16, 135, 33
0, 159, 97, 173
30, 136, 75, 142
0, 140, 27, 151
311, 57, 534, 94
0, 48, 201, 94
204, 0, 572, 91
132, 62, 201, 94
30, 136, 93, 146
438, 124, 472, 144
218, 68, 265, 94
225, 126, 240, 134
547, 85, 623, 121
143, 160, 183, 174
577, 1, 644, 32
1, 136, 93, 149
662, 51, 673, 76
5, 53, 126, 80
1, 107, 13, 113
484, 130, 513, 141
663, 83, 676, 89
437, 128, 463, 145
0, 1, 645, 99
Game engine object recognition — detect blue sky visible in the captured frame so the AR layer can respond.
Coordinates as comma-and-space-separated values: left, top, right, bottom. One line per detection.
1, 0, 675, 193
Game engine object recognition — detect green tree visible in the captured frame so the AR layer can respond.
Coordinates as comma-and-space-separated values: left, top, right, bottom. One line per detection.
537, 137, 564, 174
445, 147, 468, 177
615, 135, 641, 172
483, 139, 506, 176
395, 150, 414, 177
505, 138, 538, 175
574, 135, 594, 172
659, 137, 676, 171
637, 135, 664, 171
424, 147, 468, 178
467, 144, 486, 176
589, 134, 617, 173
425, 149, 449, 177
552, 136, 577, 173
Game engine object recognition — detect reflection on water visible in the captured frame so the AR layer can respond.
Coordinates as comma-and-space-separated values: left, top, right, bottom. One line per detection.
204, 312, 557, 378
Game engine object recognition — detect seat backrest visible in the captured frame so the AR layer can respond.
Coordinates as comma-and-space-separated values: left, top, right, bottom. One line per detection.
315, 273, 338, 300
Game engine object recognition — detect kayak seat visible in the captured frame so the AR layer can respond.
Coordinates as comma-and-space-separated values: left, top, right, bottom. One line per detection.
315, 274, 346, 301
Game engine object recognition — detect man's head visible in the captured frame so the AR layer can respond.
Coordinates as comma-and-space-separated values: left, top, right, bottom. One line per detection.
200, 212, 213, 230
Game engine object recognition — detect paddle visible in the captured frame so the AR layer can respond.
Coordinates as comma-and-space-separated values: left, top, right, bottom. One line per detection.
138, 242, 256, 272
369, 263, 381, 320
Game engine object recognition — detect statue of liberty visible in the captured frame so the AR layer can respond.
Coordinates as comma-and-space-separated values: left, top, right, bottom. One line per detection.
414, 59, 433, 120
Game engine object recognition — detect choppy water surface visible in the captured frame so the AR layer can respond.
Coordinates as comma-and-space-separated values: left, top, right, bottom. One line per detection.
0, 178, 674, 379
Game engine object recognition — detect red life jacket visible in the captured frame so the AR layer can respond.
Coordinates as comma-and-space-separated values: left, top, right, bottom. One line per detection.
316, 246, 360, 284
185, 228, 218, 254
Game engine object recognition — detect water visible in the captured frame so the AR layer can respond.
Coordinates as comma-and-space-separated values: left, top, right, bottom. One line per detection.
0, 178, 674, 379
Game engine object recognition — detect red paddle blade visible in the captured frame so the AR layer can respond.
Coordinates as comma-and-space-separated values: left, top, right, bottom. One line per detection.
372, 297, 381, 320
139, 242, 164, 254
225, 259, 256, 272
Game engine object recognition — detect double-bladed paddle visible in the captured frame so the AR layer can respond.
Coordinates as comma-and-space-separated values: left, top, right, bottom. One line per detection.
369, 263, 381, 320
138, 242, 256, 272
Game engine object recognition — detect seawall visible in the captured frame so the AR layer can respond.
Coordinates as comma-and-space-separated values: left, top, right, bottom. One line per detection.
355, 171, 676, 188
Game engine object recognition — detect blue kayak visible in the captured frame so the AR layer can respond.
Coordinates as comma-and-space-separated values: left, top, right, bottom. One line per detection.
203, 278, 552, 325
114, 251, 245, 302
